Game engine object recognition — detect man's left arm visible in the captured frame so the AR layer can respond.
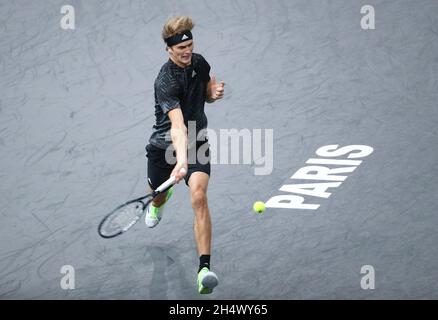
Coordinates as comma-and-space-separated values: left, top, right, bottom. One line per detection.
206, 75, 225, 103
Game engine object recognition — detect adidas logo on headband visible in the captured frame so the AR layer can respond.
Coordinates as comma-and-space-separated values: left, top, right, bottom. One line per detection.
165, 30, 193, 47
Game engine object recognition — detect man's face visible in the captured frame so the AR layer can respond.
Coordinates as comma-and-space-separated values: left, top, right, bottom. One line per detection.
169, 40, 194, 67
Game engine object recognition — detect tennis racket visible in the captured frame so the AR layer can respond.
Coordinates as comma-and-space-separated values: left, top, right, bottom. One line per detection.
98, 170, 184, 238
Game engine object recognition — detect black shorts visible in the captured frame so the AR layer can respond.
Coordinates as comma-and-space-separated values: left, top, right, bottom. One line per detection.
146, 140, 211, 190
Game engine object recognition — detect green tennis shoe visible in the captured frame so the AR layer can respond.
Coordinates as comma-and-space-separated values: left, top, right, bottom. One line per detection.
144, 187, 173, 228
197, 267, 218, 294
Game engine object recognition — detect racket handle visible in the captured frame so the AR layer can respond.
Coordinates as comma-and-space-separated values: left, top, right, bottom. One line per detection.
156, 176, 175, 193
155, 168, 186, 193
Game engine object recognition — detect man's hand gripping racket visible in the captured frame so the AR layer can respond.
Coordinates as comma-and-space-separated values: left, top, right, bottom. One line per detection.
98, 168, 186, 238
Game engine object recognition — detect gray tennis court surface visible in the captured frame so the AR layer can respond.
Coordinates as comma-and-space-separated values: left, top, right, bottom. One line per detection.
1, 0, 438, 299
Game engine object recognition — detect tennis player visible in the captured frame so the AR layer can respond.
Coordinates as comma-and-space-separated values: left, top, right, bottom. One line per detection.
144, 16, 225, 294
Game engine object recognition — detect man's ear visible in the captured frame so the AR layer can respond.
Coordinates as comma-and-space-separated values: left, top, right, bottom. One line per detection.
167, 46, 173, 54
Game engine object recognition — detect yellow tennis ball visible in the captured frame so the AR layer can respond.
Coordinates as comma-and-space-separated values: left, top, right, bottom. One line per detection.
253, 201, 265, 213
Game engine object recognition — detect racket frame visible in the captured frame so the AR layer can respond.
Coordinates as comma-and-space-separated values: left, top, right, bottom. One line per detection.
97, 175, 177, 238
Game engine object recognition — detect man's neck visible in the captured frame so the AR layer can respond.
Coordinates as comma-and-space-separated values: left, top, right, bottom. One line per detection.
170, 55, 191, 68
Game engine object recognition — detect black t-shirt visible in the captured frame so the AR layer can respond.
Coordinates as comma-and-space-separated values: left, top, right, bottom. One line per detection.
148, 53, 211, 150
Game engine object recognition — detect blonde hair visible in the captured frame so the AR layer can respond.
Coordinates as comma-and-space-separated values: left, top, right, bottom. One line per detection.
162, 16, 194, 41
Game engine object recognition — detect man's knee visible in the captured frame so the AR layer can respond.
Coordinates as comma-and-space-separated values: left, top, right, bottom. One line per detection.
191, 188, 207, 210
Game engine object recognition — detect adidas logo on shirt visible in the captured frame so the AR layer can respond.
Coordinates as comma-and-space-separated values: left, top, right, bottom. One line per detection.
192, 70, 196, 78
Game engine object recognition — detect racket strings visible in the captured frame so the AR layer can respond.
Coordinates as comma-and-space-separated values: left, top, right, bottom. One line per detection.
103, 202, 144, 233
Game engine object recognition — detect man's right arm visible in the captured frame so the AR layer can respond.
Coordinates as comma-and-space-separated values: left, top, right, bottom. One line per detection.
168, 108, 188, 182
